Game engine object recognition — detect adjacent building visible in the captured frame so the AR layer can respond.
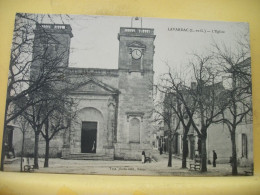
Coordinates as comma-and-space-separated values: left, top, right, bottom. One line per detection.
161, 61, 253, 166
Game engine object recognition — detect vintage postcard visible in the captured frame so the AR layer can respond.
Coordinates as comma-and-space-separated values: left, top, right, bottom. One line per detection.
2, 13, 253, 176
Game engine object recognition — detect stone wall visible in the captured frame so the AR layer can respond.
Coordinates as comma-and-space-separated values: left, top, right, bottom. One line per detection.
13, 127, 64, 158
115, 71, 154, 160
207, 124, 232, 164
12, 24, 156, 161
32, 24, 72, 69
207, 122, 253, 166
68, 100, 113, 155
118, 28, 155, 72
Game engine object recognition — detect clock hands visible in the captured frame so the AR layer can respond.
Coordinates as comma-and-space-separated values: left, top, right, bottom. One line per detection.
136, 50, 141, 57
132, 49, 142, 59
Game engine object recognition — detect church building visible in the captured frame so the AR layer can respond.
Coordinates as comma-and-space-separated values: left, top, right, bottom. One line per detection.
19, 20, 156, 160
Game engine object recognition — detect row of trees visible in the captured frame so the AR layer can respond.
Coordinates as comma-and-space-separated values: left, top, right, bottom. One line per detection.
1, 13, 79, 171
154, 35, 251, 175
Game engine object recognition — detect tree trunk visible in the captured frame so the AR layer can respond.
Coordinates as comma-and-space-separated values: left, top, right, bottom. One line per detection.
1, 124, 7, 171
200, 135, 207, 172
44, 139, 49, 168
0, 102, 10, 171
20, 131, 25, 172
168, 137, 172, 167
231, 131, 238, 175
182, 135, 188, 168
34, 131, 40, 169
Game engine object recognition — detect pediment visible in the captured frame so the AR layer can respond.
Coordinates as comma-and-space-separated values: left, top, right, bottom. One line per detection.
128, 41, 146, 48
72, 78, 119, 95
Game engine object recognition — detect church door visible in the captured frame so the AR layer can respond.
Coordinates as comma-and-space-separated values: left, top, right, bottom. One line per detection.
81, 122, 97, 153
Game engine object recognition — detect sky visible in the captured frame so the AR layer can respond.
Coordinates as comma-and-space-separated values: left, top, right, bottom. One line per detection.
41, 14, 250, 84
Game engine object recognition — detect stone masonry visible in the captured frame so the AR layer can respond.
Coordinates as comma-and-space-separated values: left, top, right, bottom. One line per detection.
16, 23, 156, 160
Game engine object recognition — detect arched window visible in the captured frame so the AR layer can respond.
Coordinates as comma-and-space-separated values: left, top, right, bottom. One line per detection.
129, 118, 140, 143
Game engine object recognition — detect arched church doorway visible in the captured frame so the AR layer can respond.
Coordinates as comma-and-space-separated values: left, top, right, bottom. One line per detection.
81, 121, 97, 153
76, 107, 104, 154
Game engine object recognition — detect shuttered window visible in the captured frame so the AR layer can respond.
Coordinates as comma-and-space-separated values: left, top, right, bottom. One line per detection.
242, 134, 248, 158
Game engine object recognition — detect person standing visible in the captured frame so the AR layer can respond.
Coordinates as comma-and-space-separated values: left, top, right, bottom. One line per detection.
159, 147, 163, 155
142, 151, 145, 164
91, 141, 96, 152
213, 150, 217, 167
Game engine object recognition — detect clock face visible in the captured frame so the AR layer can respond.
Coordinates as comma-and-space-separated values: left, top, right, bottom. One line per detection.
131, 49, 142, 60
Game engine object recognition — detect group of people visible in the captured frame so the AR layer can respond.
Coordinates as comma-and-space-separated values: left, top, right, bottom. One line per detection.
141, 149, 218, 167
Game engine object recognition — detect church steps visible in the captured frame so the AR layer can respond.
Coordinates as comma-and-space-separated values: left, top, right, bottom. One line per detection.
62, 153, 114, 160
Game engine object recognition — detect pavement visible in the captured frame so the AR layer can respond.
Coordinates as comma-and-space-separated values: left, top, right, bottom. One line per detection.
4, 152, 253, 176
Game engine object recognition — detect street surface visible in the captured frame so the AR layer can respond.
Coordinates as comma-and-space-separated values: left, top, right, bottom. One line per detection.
4, 152, 252, 176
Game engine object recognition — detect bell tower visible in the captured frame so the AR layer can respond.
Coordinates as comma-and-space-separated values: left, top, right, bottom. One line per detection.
31, 23, 73, 72
115, 20, 156, 160
117, 23, 156, 73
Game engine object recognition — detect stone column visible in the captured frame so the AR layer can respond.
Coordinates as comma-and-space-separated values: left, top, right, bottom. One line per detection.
62, 122, 71, 157
107, 97, 116, 148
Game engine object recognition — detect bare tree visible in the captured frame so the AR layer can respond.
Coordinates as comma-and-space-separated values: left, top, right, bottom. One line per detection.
21, 97, 53, 169
157, 40, 251, 174
169, 87, 197, 169
15, 115, 29, 172
212, 37, 252, 175
4, 13, 68, 126
20, 75, 79, 169
41, 96, 76, 168
157, 69, 197, 168
2, 13, 41, 170
182, 54, 228, 172
153, 92, 180, 167
1, 12, 77, 170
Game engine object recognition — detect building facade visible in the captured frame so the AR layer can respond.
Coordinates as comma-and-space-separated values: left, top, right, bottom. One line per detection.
11, 23, 156, 160
161, 66, 253, 167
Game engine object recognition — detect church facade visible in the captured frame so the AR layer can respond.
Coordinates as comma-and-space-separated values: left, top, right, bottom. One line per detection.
19, 23, 156, 160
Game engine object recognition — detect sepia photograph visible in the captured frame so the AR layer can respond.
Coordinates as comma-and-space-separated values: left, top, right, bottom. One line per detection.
1, 13, 253, 176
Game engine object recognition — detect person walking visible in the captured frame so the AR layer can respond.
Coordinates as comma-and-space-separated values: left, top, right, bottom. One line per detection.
142, 151, 146, 164
213, 150, 217, 167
